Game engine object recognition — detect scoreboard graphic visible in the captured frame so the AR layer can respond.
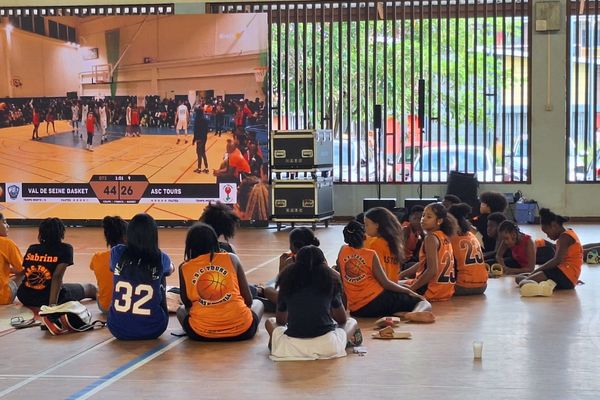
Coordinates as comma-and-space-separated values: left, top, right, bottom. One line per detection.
2, 176, 237, 205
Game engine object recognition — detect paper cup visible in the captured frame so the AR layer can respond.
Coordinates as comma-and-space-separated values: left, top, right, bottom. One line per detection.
473, 341, 483, 359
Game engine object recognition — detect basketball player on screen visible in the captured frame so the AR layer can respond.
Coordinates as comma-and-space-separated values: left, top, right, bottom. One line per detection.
98, 101, 108, 143
175, 100, 189, 144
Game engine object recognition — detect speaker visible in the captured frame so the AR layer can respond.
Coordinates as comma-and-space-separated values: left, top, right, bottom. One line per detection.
66, 91, 78, 99
363, 198, 396, 212
417, 79, 425, 129
446, 171, 479, 215
374, 104, 382, 131
404, 197, 438, 210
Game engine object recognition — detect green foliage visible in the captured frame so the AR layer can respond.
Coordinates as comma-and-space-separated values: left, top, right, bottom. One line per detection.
270, 16, 526, 141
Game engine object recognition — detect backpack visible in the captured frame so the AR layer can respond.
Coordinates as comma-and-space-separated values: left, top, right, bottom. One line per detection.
39, 301, 105, 335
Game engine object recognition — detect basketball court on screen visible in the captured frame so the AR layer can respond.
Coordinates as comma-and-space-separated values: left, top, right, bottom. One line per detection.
0, 13, 268, 221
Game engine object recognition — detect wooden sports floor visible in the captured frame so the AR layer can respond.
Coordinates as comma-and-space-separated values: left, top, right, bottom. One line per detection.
1, 223, 599, 399
0, 121, 230, 221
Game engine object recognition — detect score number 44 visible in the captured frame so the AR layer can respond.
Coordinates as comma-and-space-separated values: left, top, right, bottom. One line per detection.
104, 185, 134, 196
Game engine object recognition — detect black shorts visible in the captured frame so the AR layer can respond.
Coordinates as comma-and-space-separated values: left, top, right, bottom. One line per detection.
543, 268, 575, 290
351, 290, 420, 318
182, 311, 260, 342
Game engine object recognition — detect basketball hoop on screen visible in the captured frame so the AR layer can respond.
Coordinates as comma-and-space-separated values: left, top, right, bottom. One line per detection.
92, 64, 112, 84
254, 66, 268, 83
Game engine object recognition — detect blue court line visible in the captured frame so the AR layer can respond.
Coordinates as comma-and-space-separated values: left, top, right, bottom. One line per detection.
66, 336, 187, 400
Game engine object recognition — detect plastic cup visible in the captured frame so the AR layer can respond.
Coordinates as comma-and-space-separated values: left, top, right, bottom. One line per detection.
473, 341, 483, 359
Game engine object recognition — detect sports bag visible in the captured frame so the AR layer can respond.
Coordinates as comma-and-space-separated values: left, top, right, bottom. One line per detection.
39, 301, 105, 335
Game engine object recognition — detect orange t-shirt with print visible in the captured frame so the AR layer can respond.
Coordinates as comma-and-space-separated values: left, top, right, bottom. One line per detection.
415, 230, 455, 301
89, 250, 113, 312
365, 236, 400, 282
180, 252, 252, 338
450, 232, 488, 288
338, 245, 384, 311
0, 237, 23, 304
557, 229, 583, 286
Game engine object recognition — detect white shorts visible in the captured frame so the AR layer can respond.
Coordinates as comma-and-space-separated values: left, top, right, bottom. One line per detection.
176, 120, 188, 132
269, 326, 347, 362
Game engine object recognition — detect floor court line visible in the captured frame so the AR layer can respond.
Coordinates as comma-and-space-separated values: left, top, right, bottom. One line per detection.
0, 337, 116, 398
66, 336, 187, 400
245, 255, 280, 275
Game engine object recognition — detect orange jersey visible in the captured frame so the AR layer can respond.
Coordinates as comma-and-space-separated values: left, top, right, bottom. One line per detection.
416, 230, 455, 301
557, 229, 583, 286
89, 250, 113, 311
450, 232, 488, 288
402, 222, 421, 260
180, 253, 252, 338
337, 245, 384, 312
365, 236, 400, 281
0, 237, 23, 304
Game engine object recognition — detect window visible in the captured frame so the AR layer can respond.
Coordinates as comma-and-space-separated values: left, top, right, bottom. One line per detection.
48, 20, 58, 39
567, 3, 600, 182
34, 16, 45, 35
212, 1, 530, 183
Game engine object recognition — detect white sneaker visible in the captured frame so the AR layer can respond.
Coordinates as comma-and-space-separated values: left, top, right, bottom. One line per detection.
520, 280, 555, 297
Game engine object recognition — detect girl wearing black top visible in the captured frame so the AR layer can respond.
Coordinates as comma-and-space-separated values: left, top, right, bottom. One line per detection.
17, 218, 97, 307
265, 246, 359, 361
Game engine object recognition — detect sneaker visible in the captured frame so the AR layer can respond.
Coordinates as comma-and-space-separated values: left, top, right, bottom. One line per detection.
347, 328, 363, 347
203, 169, 209, 173
520, 280, 554, 297
586, 249, 600, 264
193, 169, 201, 173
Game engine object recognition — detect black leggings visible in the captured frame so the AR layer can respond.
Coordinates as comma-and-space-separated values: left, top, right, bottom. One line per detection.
196, 139, 208, 169
87, 133, 94, 146
351, 290, 420, 318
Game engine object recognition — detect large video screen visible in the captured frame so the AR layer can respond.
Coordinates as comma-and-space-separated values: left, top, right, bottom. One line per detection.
0, 13, 269, 222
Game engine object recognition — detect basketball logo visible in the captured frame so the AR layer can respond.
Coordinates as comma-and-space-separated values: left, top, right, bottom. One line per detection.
25, 265, 52, 290
343, 256, 366, 283
196, 270, 229, 302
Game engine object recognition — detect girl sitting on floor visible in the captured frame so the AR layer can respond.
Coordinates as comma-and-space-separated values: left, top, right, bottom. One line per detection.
17, 218, 97, 307
178, 223, 264, 341
337, 220, 434, 321
516, 208, 583, 296
108, 213, 173, 340
364, 207, 404, 281
0, 212, 24, 305
495, 221, 535, 275
279, 227, 320, 272
448, 204, 488, 295
401, 206, 424, 271
199, 202, 240, 254
90, 216, 127, 314
265, 245, 359, 361
400, 203, 456, 302
484, 212, 507, 264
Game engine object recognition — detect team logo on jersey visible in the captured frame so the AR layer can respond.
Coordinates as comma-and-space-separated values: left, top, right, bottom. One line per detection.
192, 265, 232, 305
343, 254, 367, 283
25, 265, 52, 290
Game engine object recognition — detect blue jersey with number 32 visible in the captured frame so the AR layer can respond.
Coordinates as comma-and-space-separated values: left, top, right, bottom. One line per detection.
107, 245, 172, 340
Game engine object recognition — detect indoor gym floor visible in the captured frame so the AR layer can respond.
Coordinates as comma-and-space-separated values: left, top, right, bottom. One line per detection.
0, 121, 231, 221
0, 222, 599, 399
